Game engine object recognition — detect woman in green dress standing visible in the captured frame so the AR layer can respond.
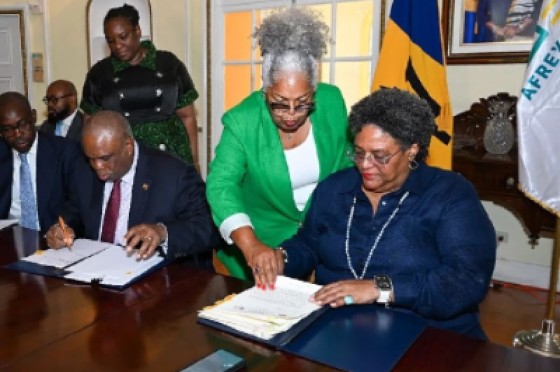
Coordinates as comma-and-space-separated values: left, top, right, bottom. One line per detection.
81, 4, 199, 167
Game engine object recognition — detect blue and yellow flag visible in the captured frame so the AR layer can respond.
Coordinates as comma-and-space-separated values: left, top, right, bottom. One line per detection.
372, 0, 452, 170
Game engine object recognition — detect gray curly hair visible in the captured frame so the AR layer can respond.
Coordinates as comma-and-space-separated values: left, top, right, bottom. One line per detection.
254, 7, 329, 90
348, 88, 435, 161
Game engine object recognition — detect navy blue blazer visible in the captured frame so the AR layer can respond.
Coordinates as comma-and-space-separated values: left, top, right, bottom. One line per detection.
0, 131, 79, 232
62, 143, 219, 258
39, 111, 84, 141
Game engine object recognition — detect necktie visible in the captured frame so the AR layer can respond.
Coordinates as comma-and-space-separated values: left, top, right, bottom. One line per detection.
55, 121, 63, 136
19, 153, 39, 230
100, 180, 121, 243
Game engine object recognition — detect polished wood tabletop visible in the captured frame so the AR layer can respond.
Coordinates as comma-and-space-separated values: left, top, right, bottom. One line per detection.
1, 226, 559, 371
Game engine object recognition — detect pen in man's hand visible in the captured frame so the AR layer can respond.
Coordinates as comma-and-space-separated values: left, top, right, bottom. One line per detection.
58, 216, 72, 250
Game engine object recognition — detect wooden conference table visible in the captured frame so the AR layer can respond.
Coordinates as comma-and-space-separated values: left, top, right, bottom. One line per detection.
1, 226, 559, 371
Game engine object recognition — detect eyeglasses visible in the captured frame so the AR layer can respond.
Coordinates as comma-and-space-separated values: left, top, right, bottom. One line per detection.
0, 120, 33, 137
267, 101, 315, 115
42, 94, 74, 105
347, 149, 402, 166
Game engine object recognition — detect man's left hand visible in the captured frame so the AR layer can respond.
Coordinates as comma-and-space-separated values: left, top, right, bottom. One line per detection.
124, 224, 167, 260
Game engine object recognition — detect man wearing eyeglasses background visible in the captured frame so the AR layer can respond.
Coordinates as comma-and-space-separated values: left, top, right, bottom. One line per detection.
39, 80, 84, 141
0, 91, 79, 232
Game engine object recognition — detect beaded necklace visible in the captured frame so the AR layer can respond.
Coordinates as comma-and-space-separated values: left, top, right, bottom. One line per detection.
345, 191, 409, 279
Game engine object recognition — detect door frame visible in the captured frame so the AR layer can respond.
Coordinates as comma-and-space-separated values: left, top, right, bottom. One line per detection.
0, 6, 31, 97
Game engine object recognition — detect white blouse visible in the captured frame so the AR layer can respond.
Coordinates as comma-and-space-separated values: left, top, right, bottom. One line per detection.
284, 125, 320, 211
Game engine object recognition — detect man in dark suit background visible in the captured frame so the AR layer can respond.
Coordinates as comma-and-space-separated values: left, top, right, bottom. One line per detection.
39, 80, 84, 141
0, 92, 78, 232
46, 110, 219, 261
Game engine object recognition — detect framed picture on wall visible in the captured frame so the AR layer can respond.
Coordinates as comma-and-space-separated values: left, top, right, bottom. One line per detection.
442, 0, 543, 64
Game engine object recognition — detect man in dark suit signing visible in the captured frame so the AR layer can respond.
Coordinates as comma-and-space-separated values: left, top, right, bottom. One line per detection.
0, 92, 78, 232
39, 80, 84, 141
46, 110, 218, 261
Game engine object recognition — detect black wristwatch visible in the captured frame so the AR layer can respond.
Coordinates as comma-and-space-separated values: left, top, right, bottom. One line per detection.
374, 275, 393, 305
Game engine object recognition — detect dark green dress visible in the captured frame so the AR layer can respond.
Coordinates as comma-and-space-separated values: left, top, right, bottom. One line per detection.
80, 40, 198, 164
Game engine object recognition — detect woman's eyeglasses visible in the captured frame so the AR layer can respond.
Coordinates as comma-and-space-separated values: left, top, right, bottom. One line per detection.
42, 94, 74, 105
267, 101, 315, 115
347, 149, 401, 166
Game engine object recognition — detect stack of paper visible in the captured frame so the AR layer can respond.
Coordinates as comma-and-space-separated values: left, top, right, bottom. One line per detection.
22, 239, 112, 268
199, 276, 322, 340
63, 247, 164, 286
20, 239, 165, 287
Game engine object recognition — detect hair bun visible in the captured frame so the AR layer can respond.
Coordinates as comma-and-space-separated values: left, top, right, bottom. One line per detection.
254, 7, 329, 60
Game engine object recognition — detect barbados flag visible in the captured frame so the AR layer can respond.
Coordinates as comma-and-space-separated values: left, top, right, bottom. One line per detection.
372, 0, 452, 170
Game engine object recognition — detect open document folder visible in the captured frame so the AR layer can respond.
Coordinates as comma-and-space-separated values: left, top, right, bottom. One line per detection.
5, 239, 166, 289
198, 276, 428, 371
198, 276, 327, 347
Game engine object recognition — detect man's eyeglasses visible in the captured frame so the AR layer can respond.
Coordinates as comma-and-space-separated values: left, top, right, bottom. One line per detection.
0, 120, 33, 137
267, 101, 315, 115
42, 94, 74, 105
347, 149, 401, 166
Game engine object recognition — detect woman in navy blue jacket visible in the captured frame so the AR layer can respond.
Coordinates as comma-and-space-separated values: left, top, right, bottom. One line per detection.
256, 88, 497, 339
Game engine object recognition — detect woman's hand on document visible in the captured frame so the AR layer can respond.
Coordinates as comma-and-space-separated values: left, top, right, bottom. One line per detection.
248, 245, 287, 291
310, 280, 378, 308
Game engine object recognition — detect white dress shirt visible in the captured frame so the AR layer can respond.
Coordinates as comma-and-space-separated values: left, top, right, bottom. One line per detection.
97, 142, 168, 252
98, 142, 138, 245
9, 135, 40, 230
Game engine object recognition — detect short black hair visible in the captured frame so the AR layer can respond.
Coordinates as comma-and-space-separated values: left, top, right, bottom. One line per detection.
348, 88, 435, 161
0, 91, 31, 114
104, 3, 140, 27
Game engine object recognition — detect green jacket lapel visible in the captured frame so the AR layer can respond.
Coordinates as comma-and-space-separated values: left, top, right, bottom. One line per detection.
257, 97, 301, 219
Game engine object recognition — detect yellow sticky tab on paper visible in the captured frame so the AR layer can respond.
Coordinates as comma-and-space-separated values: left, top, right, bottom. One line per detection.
201, 293, 237, 311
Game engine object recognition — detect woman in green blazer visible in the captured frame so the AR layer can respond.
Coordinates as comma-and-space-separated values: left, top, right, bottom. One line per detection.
206, 7, 351, 281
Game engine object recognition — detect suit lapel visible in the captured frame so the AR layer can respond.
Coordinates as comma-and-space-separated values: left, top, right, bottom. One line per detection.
258, 100, 300, 219
41, 122, 56, 135
310, 100, 334, 181
0, 141, 13, 217
36, 134, 54, 226
67, 112, 83, 140
89, 177, 105, 239
128, 146, 151, 228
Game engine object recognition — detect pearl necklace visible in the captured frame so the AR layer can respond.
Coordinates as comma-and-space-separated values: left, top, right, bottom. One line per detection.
345, 191, 409, 279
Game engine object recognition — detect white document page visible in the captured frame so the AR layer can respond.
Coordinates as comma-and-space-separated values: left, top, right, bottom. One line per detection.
199, 276, 323, 339
63, 248, 164, 286
22, 239, 113, 268
0, 219, 18, 230
215, 276, 321, 319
